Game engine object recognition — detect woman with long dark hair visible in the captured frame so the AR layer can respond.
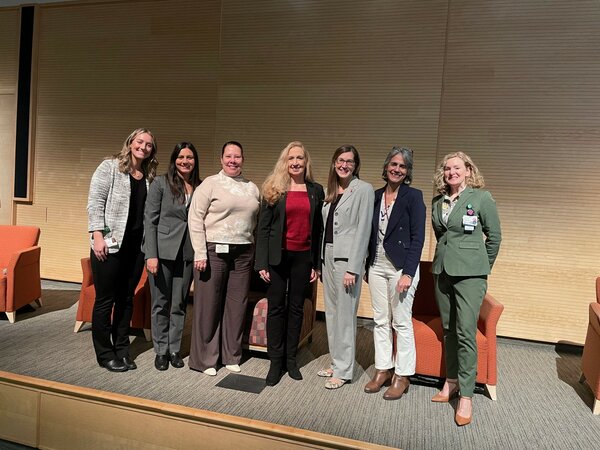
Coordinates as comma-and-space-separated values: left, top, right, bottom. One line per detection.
144, 142, 201, 370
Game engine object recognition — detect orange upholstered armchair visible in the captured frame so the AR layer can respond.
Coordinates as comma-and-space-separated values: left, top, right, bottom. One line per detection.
411, 261, 504, 400
0, 225, 42, 323
74, 257, 151, 341
580, 277, 600, 414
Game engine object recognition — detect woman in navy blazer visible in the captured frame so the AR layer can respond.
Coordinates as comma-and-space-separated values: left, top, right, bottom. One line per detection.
364, 147, 426, 400
255, 142, 324, 386
144, 142, 201, 371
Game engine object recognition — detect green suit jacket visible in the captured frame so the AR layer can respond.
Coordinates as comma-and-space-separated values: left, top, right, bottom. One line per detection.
431, 188, 501, 276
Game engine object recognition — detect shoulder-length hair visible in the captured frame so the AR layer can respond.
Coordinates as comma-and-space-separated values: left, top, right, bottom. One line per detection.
433, 151, 485, 194
166, 142, 202, 204
261, 141, 314, 205
114, 128, 158, 182
325, 145, 361, 203
382, 146, 414, 185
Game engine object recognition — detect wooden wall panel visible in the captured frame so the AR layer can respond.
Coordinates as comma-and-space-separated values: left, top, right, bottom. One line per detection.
217, 0, 448, 317
0, 8, 19, 224
438, 0, 600, 343
7, 0, 599, 342
14, 0, 221, 281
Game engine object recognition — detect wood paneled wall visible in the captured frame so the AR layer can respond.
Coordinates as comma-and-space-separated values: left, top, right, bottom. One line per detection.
0, 8, 19, 224
437, 0, 600, 343
6, 0, 600, 343
15, 0, 221, 280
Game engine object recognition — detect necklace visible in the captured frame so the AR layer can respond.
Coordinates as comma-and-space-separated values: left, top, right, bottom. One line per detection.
130, 169, 143, 180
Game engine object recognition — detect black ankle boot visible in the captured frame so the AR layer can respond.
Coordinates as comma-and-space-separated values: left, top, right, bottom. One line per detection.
286, 359, 302, 380
266, 360, 283, 386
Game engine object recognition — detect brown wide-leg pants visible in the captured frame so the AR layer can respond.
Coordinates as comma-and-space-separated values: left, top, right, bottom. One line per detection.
188, 243, 253, 372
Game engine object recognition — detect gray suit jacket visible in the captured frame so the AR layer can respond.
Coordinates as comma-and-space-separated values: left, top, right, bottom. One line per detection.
321, 177, 374, 274
143, 175, 195, 262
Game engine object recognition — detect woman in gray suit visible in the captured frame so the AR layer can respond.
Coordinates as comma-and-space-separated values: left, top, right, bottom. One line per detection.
319, 145, 374, 389
144, 142, 201, 371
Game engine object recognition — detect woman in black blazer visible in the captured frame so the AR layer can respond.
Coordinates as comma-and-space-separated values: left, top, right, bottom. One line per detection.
365, 147, 426, 400
255, 141, 324, 386
144, 142, 201, 371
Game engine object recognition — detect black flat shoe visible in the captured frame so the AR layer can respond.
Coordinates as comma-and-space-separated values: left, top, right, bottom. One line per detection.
155, 354, 169, 371
169, 352, 184, 368
122, 356, 137, 370
286, 362, 303, 381
100, 359, 128, 372
266, 360, 283, 386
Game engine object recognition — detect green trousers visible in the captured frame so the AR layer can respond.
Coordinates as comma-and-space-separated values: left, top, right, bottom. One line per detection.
433, 271, 487, 397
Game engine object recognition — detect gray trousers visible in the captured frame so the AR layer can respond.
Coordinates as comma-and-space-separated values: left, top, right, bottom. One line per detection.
149, 257, 193, 355
322, 244, 362, 381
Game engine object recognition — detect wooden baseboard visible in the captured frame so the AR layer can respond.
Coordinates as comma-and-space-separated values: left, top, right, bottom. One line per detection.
0, 370, 392, 450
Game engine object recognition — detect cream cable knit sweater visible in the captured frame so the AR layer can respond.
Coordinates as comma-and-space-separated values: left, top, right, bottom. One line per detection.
188, 170, 260, 261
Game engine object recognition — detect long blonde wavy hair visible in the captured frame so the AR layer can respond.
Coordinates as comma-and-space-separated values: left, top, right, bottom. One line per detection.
433, 151, 485, 194
261, 141, 314, 205
114, 128, 159, 182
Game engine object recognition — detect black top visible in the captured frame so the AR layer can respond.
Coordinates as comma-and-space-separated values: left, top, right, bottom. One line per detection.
125, 175, 147, 236
324, 193, 343, 244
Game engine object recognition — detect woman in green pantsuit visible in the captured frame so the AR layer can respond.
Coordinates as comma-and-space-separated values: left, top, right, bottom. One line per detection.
430, 152, 501, 426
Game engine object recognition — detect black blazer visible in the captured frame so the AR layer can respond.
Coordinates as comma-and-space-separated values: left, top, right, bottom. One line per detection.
366, 183, 426, 278
255, 180, 325, 271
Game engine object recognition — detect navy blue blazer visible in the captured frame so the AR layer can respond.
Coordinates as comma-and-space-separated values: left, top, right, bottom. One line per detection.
366, 183, 426, 278
255, 180, 325, 271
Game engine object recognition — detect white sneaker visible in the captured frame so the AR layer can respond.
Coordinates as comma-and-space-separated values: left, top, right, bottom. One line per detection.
203, 367, 217, 376
225, 364, 241, 373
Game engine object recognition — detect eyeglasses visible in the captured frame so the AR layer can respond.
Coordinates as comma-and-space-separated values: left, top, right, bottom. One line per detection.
336, 158, 355, 167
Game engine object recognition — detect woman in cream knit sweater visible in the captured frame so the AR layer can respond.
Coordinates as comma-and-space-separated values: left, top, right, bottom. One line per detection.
188, 141, 260, 376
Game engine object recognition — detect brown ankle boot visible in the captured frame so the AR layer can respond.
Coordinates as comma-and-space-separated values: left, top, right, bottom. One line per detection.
364, 369, 392, 393
383, 375, 410, 400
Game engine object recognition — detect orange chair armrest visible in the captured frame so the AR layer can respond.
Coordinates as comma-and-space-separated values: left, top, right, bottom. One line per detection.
478, 293, 504, 336
80, 258, 93, 289
6, 246, 40, 271
5, 246, 41, 311
589, 302, 600, 336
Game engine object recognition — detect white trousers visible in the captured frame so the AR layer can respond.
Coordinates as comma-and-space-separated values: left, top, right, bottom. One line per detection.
368, 254, 419, 376
322, 244, 362, 381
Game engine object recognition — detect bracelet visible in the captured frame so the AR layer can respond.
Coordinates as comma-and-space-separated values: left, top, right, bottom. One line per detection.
403, 274, 412, 280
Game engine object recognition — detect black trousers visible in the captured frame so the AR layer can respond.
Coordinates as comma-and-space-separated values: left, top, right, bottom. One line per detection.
90, 233, 144, 364
266, 250, 312, 362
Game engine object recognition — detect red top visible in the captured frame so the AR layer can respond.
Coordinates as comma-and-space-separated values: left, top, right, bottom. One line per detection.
285, 191, 311, 251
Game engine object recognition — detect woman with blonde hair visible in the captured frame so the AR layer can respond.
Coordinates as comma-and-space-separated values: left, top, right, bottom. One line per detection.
87, 128, 158, 372
430, 151, 501, 425
255, 141, 324, 386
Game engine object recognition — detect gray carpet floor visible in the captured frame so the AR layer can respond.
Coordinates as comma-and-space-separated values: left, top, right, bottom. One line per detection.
1, 286, 599, 450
